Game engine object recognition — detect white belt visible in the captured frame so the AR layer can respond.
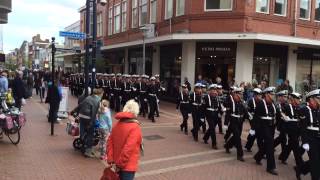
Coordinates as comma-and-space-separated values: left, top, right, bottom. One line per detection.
307, 127, 319, 131
192, 103, 201, 106
114, 88, 121, 90
207, 108, 218, 111
260, 116, 274, 120
124, 90, 131, 92
231, 114, 241, 118
180, 101, 189, 104
149, 94, 156, 96
140, 91, 146, 93
284, 118, 298, 122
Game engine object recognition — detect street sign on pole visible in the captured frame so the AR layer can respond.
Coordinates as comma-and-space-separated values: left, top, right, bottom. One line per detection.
59, 31, 86, 40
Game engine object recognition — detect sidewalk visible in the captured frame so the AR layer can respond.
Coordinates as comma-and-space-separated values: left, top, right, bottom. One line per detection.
0, 92, 309, 180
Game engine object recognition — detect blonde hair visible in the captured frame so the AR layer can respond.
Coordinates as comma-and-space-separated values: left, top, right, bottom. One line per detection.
99, 100, 109, 113
123, 99, 140, 117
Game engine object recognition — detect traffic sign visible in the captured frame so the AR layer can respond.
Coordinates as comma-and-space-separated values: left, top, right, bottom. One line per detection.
59, 31, 86, 40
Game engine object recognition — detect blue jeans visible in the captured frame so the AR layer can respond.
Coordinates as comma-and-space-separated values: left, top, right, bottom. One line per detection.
119, 171, 135, 180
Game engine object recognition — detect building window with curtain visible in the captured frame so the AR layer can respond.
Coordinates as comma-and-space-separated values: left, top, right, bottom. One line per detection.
274, 0, 287, 16
108, 7, 113, 35
114, 4, 121, 33
97, 13, 103, 36
139, 0, 148, 26
122, 1, 127, 32
132, 0, 138, 28
205, 0, 232, 11
165, 0, 173, 19
150, 0, 157, 23
300, 0, 311, 19
256, 0, 269, 13
315, 0, 320, 21
176, 0, 185, 16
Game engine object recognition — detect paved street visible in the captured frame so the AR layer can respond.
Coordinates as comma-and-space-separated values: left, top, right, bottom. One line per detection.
0, 93, 309, 180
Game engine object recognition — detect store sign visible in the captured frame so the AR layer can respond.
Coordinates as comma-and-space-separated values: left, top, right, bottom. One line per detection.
197, 42, 236, 57
201, 47, 232, 53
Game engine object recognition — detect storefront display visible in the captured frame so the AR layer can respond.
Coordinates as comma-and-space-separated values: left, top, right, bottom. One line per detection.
128, 47, 152, 75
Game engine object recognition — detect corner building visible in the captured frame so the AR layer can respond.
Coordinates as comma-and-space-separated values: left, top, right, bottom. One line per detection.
80, 0, 320, 99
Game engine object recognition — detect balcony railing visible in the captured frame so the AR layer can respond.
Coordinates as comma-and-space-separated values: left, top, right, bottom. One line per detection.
0, 0, 12, 13
0, 13, 8, 24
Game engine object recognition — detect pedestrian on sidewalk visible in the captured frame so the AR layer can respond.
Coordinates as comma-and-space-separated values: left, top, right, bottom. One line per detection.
12, 71, 25, 110
97, 100, 112, 160
0, 71, 8, 94
45, 79, 62, 124
105, 100, 143, 180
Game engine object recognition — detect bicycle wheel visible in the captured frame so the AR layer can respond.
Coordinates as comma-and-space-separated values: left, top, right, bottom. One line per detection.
7, 128, 20, 145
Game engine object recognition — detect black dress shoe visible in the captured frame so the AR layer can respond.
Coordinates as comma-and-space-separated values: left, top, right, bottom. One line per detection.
267, 169, 278, 176
203, 138, 208, 144
180, 124, 183, 132
184, 131, 188, 135
212, 145, 218, 150
224, 144, 230, 154
294, 166, 301, 180
237, 157, 245, 162
254, 158, 262, 165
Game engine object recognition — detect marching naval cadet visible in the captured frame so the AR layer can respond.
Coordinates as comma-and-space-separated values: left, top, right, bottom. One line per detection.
139, 75, 149, 117
202, 84, 221, 149
114, 73, 123, 112
176, 84, 191, 135
216, 85, 225, 134
224, 87, 247, 162
132, 75, 140, 102
189, 83, 203, 141
154, 74, 162, 117
101, 74, 108, 100
299, 89, 320, 180
109, 73, 116, 110
274, 90, 289, 163
147, 77, 159, 122
223, 87, 236, 143
200, 84, 208, 133
253, 87, 278, 175
278, 92, 304, 179
244, 88, 262, 152
122, 74, 133, 106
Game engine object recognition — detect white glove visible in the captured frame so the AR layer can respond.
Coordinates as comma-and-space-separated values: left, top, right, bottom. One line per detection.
144, 99, 147, 102
302, 144, 310, 151
200, 118, 205, 123
249, 129, 255, 136
157, 100, 160, 103
188, 114, 191, 117
223, 125, 228, 130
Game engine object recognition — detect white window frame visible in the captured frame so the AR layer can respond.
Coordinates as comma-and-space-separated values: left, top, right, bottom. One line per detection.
165, 0, 173, 20
315, 0, 320, 22
255, 0, 270, 14
176, 0, 185, 16
122, 1, 127, 32
97, 13, 103, 36
299, 0, 311, 20
139, 0, 148, 26
274, 0, 287, 16
114, 3, 121, 34
204, 0, 233, 12
132, 0, 138, 28
150, 0, 157, 23
108, 7, 113, 36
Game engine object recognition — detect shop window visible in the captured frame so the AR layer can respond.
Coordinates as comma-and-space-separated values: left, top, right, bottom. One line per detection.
315, 0, 320, 21
128, 48, 153, 75
176, 0, 185, 16
139, 0, 148, 26
108, 7, 113, 35
97, 13, 103, 36
205, 0, 232, 11
150, 0, 157, 23
274, 0, 287, 16
165, 0, 173, 19
300, 0, 311, 20
114, 4, 121, 33
132, 0, 138, 28
256, 0, 269, 13
122, 1, 127, 32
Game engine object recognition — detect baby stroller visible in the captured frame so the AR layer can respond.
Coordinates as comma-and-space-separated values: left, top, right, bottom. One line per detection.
71, 115, 101, 153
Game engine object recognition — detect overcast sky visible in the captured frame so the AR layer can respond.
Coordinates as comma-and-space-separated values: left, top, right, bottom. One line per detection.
2, 0, 84, 53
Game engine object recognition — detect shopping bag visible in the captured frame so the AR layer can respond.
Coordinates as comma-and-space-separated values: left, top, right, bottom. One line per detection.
5, 116, 13, 130
18, 113, 27, 127
100, 165, 119, 180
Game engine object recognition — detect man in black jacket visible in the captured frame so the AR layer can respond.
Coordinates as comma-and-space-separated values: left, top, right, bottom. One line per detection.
46, 80, 62, 123
12, 71, 26, 110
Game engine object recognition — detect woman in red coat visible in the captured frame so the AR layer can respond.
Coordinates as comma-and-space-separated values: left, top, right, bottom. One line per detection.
106, 100, 142, 180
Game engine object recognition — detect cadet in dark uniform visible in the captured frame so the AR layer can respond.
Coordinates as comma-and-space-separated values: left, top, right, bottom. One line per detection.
139, 75, 149, 117
176, 84, 190, 135
253, 87, 278, 175
203, 84, 221, 149
224, 87, 236, 143
114, 73, 123, 112
224, 87, 247, 161
190, 83, 203, 141
279, 92, 304, 179
200, 84, 207, 133
122, 74, 132, 106
299, 89, 320, 180
155, 74, 162, 117
274, 90, 288, 163
245, 88, 262, 152
216, 85, 225, 134
147, 77, 158, 122
109, 74, 116, 110
132, 75, 140, 103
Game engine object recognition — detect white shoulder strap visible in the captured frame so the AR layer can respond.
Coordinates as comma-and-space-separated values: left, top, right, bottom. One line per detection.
306, 106, 313, 123
263, 99, 268, 115
208, 94, 211, 107
289, 104, 294, 117
253, 98, 256, 109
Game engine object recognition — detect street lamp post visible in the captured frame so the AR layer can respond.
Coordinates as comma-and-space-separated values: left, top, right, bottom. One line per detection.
50, 37, 56, 136
84, 0, 90, 96
91, 0, 97, 91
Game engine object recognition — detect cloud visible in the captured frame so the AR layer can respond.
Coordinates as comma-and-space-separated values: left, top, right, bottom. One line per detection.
2, 0, 83, 53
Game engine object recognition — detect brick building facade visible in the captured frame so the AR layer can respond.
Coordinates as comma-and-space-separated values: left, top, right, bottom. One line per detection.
78, 0, 320, 97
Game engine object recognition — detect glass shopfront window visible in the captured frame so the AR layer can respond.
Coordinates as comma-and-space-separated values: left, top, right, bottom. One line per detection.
160, 44, 182, 101
102, 50, 125, 73
128, 47, 152, 75
296, 48, 320, 95
196, 42, 236, 89
252, 44, 288, 86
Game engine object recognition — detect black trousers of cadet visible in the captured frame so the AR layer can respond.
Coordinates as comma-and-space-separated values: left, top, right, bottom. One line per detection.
203, 114, 218, 146
114, 93, 121, 112
180, 107, 189, 133
139, 95, 148, 117
217, 115, 223, 133
155, 98, 160, 117
224, 114, 232, 142
148, 96, 157, 121
225, 118, 244, 158
191, 106, 201, 141
245, 120, 256, 151
109, 94, 115, 110
274, 128, 287, 159
254, 124, 276, 171
281, 131, 303, 169
307, 136, 320, 180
